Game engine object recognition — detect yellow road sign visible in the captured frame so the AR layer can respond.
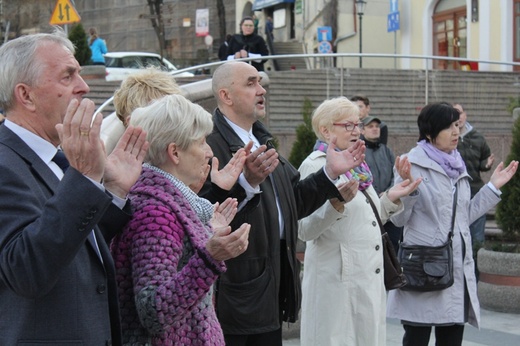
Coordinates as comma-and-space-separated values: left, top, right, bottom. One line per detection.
50, 0, 81, 25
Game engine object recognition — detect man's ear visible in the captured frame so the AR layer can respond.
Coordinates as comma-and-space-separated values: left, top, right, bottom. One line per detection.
219, 88, 233, 106
14, 83, 36, 112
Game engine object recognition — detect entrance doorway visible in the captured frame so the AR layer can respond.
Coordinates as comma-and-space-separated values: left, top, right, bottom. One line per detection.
432, 5, 467, 70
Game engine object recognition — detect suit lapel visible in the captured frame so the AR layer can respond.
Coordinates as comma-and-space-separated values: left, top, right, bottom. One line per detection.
0, 126, 106, 265
0, 125, 60, 193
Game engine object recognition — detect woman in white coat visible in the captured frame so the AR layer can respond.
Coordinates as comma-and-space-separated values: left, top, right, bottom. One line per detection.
387, 102, 518, 346
298, 97, 421, 346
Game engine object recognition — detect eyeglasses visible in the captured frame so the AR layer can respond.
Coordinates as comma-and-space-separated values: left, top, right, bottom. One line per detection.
333, 122, 364, 131
242, 24, 254, 27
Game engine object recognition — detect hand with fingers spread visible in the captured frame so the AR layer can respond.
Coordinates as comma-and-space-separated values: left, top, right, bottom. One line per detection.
211, 147, 247, 190
55, 98, 106, 182
324, 138, 366, 180
211, 198, 238, 229
330, 179, 359, 212
104, 125, 149, 199
206, 222, 251, 261
395, 156, 414, 182
387, 177, 423, 203
243, 142, 279, 188
485, 153, 495, 170
490, 160, 519, 189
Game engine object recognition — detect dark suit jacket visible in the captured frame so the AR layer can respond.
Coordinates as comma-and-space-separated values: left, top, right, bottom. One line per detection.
0, 125, 130, 345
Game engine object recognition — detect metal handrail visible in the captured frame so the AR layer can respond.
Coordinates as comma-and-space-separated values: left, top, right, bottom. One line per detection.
96, 53, 520, 115
171, 53, 520, 76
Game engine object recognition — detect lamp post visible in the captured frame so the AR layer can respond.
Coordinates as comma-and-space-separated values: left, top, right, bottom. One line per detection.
355, 0, 367, 68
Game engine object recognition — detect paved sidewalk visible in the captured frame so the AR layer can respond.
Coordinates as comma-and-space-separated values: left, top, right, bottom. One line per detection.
283, 308, 520, 345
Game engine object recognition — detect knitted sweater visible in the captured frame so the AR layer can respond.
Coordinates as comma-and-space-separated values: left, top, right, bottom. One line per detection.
111, 166, 226, 345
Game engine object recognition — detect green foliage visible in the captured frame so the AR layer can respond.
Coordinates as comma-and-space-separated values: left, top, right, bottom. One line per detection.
506, 96, 520, 115
495, 114, 520, 246
69, 23, 91, 66
288, 98, 317, 168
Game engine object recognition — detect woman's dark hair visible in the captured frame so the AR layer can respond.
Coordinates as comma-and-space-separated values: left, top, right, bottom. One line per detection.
240, 16, 254, 26
417, 102, 460, 143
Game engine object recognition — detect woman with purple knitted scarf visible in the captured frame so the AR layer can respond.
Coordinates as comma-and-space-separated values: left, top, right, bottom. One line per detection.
111, 94, 250, 345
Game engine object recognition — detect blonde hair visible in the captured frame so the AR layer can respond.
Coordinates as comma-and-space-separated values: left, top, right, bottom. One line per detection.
311, 97, 360, 141
113, 68, 182, 124
130, 94, 213, 166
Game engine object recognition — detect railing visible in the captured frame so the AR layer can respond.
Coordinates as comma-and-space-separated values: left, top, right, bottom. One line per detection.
172, 52, 520, 104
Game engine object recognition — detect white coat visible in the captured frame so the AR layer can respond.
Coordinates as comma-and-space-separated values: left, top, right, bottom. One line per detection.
387, 146, 500, 328
298, 151, 402, 346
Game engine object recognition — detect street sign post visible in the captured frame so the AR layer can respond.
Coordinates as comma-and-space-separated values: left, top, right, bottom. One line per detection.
50, 0, 81, 25
387, 11, 400, 32
318, 41, 332, 54
317, 26, 332, 42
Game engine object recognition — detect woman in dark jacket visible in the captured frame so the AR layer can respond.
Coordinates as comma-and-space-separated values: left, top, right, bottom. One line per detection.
226, 16, 269, 71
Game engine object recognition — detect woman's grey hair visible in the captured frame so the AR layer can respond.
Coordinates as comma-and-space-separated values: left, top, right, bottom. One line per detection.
311, 96, 360, 141
0, 27, 74, 112
130, 94, 213, 167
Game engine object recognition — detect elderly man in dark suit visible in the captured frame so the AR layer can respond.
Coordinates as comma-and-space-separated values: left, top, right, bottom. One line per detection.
0, 30, 148, 345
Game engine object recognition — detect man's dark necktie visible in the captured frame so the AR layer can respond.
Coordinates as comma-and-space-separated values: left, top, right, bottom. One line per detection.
51, 149, 102, 260
52, 150, 69, 172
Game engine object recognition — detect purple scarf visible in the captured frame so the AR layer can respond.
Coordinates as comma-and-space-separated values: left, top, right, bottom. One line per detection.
417, 140, 466, 179
314, 140, 373, 191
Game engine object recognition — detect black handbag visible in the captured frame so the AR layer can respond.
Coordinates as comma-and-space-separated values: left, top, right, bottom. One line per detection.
362, 190, 407, 290
397, 186, 457, 292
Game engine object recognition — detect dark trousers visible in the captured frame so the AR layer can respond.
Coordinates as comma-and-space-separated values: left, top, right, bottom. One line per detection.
403, 324, 464, 346
224, 328, 282, 346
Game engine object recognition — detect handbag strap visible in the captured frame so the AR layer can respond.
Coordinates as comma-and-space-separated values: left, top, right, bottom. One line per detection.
448, 184, 458, 240
361, 190, 386, 235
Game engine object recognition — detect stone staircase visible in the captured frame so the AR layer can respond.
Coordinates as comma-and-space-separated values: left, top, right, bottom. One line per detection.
270, 41, 307, 71
264, 68, 518, 161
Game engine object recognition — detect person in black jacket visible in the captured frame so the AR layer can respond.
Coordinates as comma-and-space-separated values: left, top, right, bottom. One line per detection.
218, 34, 232, 61
226, 16, 269, 71
454, 103, 494, 249
199, 61, 365, 346
362, 115, 403, 252
351, 94, 389, 145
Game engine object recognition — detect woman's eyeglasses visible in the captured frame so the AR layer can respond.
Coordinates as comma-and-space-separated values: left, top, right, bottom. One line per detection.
333, 122, 364, 131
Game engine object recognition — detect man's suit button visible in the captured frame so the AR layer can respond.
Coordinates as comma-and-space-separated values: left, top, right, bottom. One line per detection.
97, 284, 106, 293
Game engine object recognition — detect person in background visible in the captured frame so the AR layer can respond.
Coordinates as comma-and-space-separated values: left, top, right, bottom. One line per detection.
351, 94, 389, 145
362, 115, 403, 252
298, 97, 420, 346
226, 16, 269, 71
265, 16, 274, 42
218, 34, 232, 61
88, 27, 107, 65
101, 68, 182, 155
453, 103, 494, 251
387, 102, 517, 346
252, 14, 259, 35
200, 61, 366, 346
111, 94, 250, 345
0, 29, 148, 345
